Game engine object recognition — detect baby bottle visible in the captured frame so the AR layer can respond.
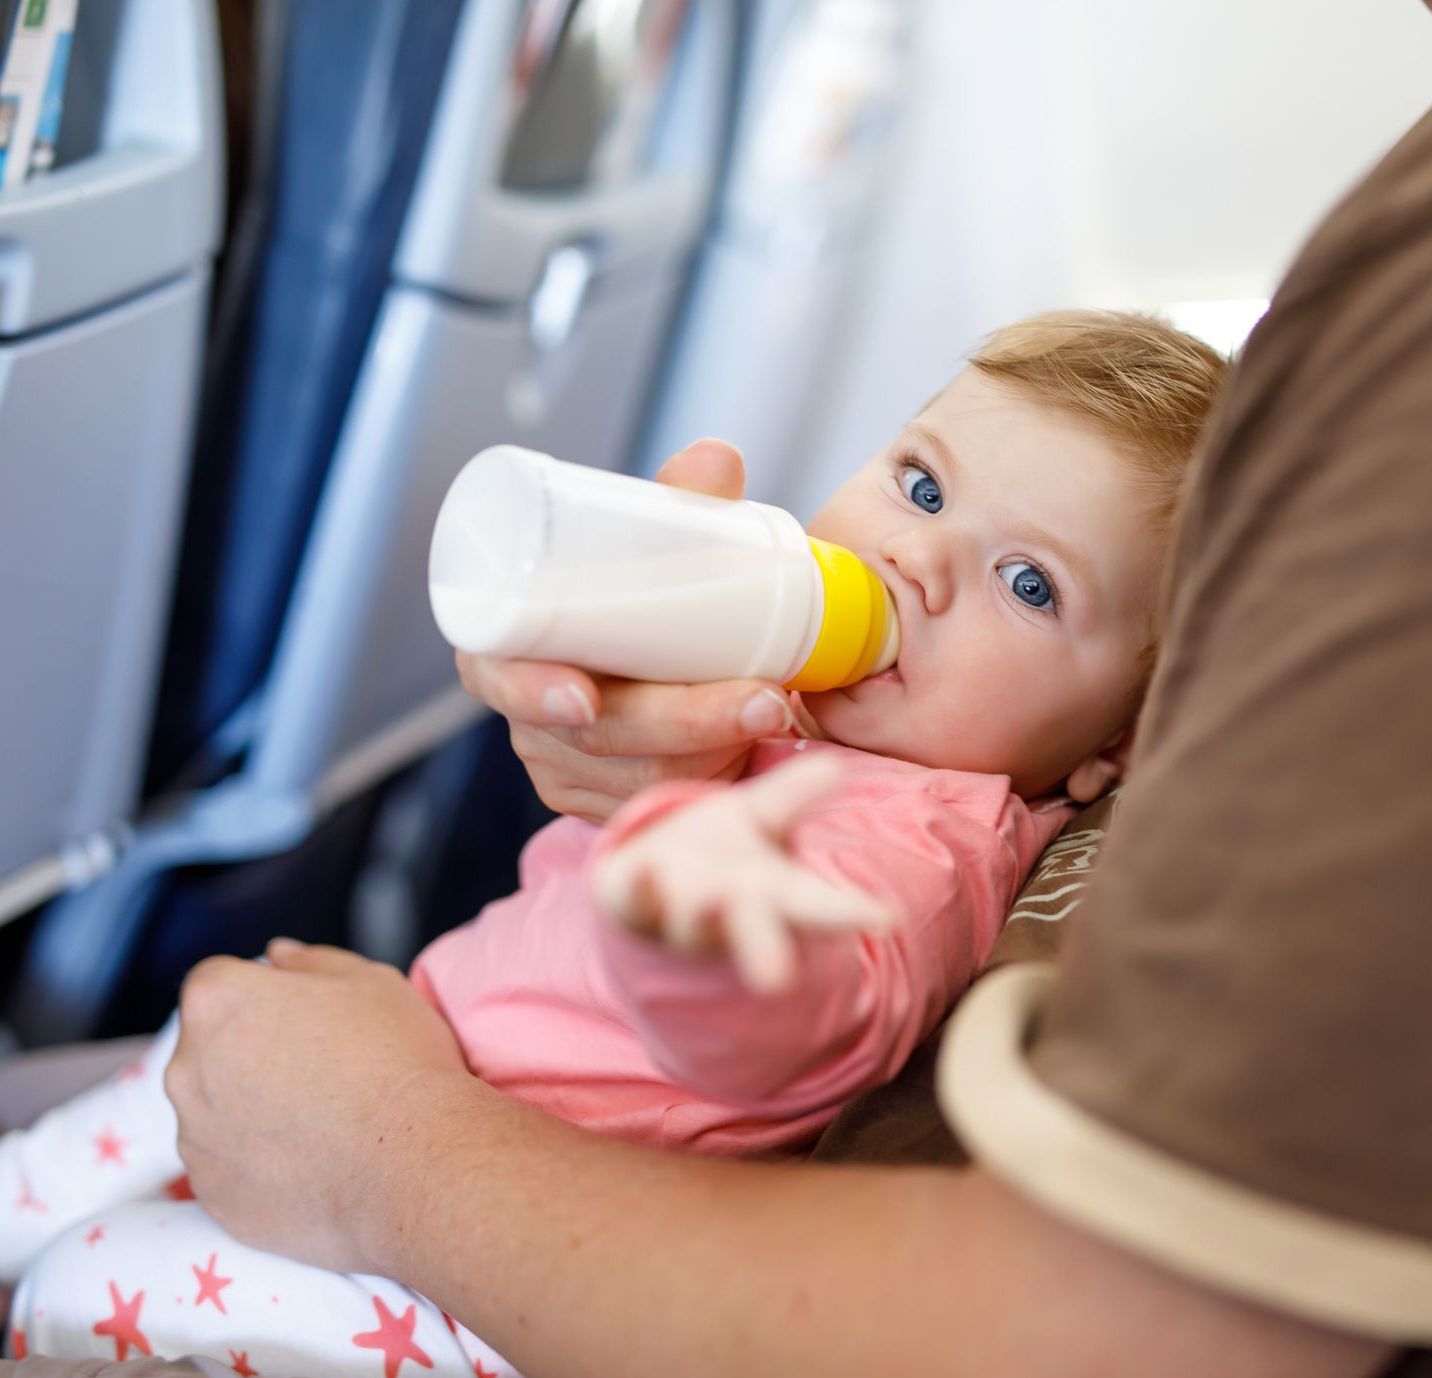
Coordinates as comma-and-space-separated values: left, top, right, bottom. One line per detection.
428, 446, 899, 692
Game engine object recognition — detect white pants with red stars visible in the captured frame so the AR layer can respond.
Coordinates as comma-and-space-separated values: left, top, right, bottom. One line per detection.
0, 1017, 520, 1378
0, 1019, 185, 1283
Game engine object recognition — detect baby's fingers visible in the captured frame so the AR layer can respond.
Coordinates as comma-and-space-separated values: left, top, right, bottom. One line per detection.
723, 869, 896, 994
597, 851, 719, 952
724, 898, 798, 993
741, 752, 845, 837
594, 855, 663, 935
776, 866, 897, 934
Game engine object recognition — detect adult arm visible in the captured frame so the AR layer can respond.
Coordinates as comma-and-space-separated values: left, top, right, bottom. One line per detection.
167, 945, 1388, 1378
457, 440, 796, 823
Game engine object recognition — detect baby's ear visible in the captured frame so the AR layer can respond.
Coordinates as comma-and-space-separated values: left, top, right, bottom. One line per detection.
1065, 727, 1136, 805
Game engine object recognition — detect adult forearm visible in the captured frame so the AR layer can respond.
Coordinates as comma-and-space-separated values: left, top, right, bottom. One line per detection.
166, 947, 1387, 1377
366, 1073, 1388, 1378
370, 1072, 945, 1376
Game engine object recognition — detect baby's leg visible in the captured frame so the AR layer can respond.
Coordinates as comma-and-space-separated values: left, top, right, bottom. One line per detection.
0, 1016, 186, 1282
9, 1200, 521, 1378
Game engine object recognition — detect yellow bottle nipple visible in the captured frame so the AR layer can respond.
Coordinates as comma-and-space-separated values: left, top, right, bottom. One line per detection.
784, 538, 900, 692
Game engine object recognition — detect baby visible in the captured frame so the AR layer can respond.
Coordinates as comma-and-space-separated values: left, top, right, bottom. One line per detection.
0, 310, 1227, 1377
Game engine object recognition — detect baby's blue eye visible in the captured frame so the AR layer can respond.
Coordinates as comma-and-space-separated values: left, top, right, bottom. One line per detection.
998, 561, 1055, 610
898, 465, 943, 513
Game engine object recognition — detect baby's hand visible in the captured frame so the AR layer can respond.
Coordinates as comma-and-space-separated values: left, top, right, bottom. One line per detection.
593, 753, 895, 993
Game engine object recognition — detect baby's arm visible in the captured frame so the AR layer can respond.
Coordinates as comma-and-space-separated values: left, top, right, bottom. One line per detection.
594, 753, 893, 994
0, 1014, 185, 1282
591, 753, 988, 1114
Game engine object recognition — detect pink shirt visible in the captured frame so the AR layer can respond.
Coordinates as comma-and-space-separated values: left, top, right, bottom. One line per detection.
410, 739, 1070, 1157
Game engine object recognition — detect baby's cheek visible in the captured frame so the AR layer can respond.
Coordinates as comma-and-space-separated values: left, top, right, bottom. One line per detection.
904, 678, 1045, 774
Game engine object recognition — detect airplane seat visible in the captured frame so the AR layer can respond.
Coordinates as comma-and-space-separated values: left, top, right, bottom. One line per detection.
147, 0, 467, 795
4, 0, 742, 1047
0, 0, 223, 1017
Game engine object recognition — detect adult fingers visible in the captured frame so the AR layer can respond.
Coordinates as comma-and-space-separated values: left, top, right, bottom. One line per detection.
168, 956, 261, 1108
546, 679, 793, 760
533, 785, 626, 826
176, 953, 261, 1027
262, 938, 373, 973
463, 655, 795, 762
654, 439, 746, 500
543, 751, 748, 824
513, 718, 750, 809
455, 652, 601, 728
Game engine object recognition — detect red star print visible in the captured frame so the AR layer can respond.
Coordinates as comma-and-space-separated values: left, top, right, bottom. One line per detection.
94, 1127, 129, 1166
85, 1224, 106, 1246
15, 1175, 48, 1214
352, 1296, 434, 1378
93, 1281, 152, 1360
229, 1350, 259, 1376
10, 1330, 26, 1359
118, 1058, 146, 1082
441, 1312, 500, 1376
164, 1174, 195, 1200
193, 1253, 234, 1313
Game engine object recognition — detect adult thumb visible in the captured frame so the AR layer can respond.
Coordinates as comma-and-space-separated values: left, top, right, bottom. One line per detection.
655, 439, 746, 500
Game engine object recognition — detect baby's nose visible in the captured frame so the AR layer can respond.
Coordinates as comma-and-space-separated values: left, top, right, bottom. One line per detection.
879, 531, 953, 615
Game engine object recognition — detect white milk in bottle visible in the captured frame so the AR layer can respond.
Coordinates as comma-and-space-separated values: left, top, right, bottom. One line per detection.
428, 446, 898, 691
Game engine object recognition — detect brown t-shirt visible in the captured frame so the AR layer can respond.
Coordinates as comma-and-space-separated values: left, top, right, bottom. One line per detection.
938, 102, 1432, 1356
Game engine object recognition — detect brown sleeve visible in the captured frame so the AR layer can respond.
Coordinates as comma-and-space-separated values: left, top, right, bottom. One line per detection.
939, 104, 1432, 1346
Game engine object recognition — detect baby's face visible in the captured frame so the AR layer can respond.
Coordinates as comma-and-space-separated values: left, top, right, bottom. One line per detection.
801, 367, 1161, 798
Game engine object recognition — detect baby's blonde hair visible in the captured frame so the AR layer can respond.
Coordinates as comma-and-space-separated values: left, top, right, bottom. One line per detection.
968, 309, 1229, 540
965, 309, 1230, 683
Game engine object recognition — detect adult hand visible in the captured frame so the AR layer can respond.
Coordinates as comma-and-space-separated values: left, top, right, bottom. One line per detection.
165, 940, 473, 1275
455, 440, 797, 823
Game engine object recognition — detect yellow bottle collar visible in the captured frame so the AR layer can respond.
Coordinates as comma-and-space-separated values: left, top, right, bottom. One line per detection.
785, 538, 897, 692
